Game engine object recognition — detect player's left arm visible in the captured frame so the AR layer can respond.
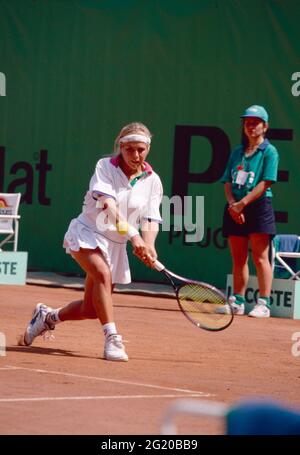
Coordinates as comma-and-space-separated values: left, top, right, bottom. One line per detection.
136, 174, 162, 265
140, 219, 159, 263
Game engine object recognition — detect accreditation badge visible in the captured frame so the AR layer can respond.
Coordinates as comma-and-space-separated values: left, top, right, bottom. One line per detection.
235, 170, 248, 185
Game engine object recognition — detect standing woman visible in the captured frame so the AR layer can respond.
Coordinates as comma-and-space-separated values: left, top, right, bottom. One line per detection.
221, 105, 279, 318
19, 122, 163, 361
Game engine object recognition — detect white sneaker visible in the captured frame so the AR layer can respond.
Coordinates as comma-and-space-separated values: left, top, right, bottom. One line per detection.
104, 334, 128, 362
18, 303, 55, 346
248, 299, 270, 318
218, 296, 245, 315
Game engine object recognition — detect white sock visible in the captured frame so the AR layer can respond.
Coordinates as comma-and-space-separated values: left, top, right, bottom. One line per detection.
47, 308, 62, 325
103, 322, 117, 338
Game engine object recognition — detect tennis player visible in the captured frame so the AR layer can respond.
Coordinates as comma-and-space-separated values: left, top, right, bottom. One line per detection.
19, 122, 163, 361
221, 105, 279, 318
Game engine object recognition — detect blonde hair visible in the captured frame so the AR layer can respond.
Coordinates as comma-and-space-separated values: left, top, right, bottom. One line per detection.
114, 122, 152, 154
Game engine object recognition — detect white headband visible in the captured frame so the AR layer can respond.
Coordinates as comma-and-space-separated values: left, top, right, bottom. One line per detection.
119, 134, 151, 145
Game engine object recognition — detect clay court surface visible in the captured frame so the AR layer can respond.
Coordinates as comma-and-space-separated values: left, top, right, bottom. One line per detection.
0, 284, 300, 435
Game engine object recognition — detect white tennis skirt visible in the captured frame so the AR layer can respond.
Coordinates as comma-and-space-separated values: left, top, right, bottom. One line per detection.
63, 218, 131, 284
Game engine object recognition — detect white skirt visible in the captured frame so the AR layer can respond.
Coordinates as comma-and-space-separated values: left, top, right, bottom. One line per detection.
63, 218, 131, 284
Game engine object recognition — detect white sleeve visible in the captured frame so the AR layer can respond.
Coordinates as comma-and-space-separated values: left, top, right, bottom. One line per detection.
142, 175, 163, 223
89, 159, 116, 200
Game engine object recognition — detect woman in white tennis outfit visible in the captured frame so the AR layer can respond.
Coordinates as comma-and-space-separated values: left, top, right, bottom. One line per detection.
19, 122, 163, 362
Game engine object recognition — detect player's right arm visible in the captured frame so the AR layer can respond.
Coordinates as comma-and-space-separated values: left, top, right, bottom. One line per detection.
96, 195, 154, 265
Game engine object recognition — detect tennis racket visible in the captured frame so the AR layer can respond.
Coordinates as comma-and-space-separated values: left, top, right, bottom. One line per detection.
153, 260, 233, 331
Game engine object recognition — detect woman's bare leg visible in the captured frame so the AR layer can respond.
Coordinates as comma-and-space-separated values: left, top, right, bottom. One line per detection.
228, 236, 249, 295
44, 248, 128, 360
250, 233, 272, 296
58, 274, 98, 321
67, 248, 114, 324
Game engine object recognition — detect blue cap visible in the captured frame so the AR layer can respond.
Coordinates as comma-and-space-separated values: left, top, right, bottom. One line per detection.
241, 105, 269, 123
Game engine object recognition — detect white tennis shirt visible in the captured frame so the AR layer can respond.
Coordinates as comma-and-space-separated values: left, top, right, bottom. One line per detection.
77, 156, 163, 244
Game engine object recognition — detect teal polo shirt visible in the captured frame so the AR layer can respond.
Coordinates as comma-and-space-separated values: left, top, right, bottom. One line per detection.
220, 139, 279, 201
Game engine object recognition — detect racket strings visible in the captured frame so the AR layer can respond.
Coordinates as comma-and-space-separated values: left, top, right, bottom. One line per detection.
178, 283, 224, 309
177, 283, 232, 330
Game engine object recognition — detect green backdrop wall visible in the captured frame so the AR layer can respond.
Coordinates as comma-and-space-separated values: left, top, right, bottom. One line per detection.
1, 0, 300, 287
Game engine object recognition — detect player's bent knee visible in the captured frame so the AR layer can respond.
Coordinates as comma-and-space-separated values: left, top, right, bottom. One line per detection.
91, 268, 111, 285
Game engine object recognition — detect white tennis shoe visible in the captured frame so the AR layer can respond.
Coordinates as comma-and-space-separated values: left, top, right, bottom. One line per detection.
218, 296, 245, 315
18, 303, 55, 346
229, 302, 245, 315
104, 334, 128, 362
248, 299, 270, 318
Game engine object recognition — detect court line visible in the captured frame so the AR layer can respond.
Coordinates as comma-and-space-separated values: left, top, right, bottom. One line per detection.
6, 365, 214, 396
0, 393, 208, 403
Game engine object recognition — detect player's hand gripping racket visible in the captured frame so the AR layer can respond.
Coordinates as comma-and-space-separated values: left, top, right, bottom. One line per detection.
153, 260, 233, 331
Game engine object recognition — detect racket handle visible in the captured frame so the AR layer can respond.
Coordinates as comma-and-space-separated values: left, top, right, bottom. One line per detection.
153, 260, 165, 272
